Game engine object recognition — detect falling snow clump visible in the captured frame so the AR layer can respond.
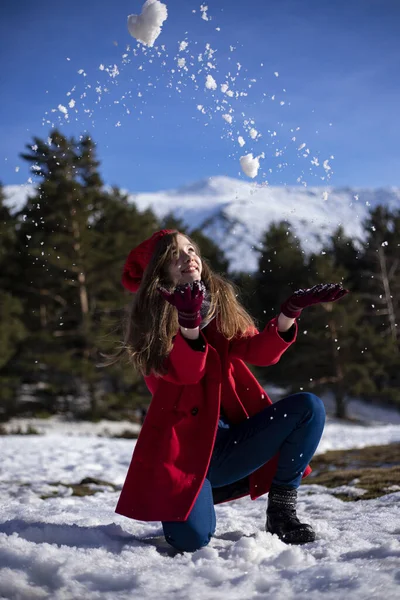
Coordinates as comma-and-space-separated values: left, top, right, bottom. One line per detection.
240, 153, 262, 178
127, 0, 168, 47
205, 74, 217, 90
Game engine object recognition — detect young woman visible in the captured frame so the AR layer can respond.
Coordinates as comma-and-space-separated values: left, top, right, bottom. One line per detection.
112, 229, 348, 552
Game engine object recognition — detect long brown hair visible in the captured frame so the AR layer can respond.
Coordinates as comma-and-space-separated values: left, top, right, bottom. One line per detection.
102, 231, 256, 377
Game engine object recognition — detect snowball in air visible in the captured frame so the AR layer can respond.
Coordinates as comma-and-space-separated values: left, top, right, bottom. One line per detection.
200, 5, 209, 21
127, 0, 168, 47
238, 136, 245, 147
205, 74, 217, 90
323, 159, 331, 172
240, 153, 261, 178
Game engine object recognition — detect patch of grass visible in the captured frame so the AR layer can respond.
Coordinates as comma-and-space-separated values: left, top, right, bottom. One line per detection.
110, 429, 138, 439
309, 443, 400, 501
33, 410, 53, 419
311, 444, 400, 470
40, 477, 120, 500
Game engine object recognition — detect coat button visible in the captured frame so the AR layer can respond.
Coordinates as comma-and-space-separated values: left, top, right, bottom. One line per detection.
191, 407, 199, 416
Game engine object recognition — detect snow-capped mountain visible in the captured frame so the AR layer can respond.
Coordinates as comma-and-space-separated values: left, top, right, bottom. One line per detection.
4, 177, 400, 272
126, 177, 400, 271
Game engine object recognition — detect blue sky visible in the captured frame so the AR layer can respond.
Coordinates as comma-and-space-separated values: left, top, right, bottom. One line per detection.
1, 0, 400, 192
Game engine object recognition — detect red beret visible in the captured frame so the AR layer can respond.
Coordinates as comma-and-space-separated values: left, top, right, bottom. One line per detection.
122, 229, 176, 292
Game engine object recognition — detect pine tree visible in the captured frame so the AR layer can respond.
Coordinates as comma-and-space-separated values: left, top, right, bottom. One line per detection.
251, 221, 308, 325
15, 133, 106, 416
329, 225, 364, 290
356, 206, 400, 406
287, 219, 399, 418
16, 132, 162, 419
14, 132, 94, 414
361, 206, 400, 348
89, 186, 159, 420
0, 183, 27, 419
251, 222, 393, 418
298, 248, 386, 418
246, 221, 309, 392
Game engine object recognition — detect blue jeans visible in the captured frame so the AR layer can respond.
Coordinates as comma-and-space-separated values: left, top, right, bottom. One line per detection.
162, 392, 325, 552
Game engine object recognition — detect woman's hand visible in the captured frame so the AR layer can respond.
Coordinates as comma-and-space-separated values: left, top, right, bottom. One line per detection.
280, 283, 349, 319
158, 280, 205, 329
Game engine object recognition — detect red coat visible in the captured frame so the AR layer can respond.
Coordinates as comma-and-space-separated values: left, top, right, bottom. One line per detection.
115, 316, 311, 522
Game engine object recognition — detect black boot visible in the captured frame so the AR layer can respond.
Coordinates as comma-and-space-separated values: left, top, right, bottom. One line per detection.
266, 484, 316, 545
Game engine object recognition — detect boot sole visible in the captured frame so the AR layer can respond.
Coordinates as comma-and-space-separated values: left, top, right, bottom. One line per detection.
266, 524, 316, 545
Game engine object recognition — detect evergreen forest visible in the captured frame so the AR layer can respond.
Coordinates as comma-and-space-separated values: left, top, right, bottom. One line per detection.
1, 131, 399, 422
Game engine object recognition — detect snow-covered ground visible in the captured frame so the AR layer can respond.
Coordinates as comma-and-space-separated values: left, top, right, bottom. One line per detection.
1, 400, 400, 600
2, 415, 141, 437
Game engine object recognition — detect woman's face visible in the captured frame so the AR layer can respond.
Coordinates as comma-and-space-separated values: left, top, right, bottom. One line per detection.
167, 234, 203, 286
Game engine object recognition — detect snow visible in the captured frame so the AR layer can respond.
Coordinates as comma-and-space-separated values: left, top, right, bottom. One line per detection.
4, 184, 35, 213
127, 179, 400, 271
205, 74, 217, 90
2, 415, 141, 437
200, 5, 209, 22
127, 0, 168, 47
240, 153, 262, 178
1, 402, 400, 599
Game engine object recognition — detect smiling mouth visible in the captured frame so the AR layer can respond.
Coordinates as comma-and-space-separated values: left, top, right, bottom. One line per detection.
182, 266, 198, 273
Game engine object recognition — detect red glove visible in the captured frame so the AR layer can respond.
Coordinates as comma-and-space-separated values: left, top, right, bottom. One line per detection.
158, 281, 205, 329
280, 283, 349, 318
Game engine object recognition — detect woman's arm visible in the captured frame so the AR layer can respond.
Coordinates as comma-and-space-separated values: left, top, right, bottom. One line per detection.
277, 313, 296, 332
229, 316, 297, 366
156, 282, 207, 384
161, 328, 208, 385
180, 326, 200, 340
